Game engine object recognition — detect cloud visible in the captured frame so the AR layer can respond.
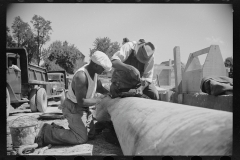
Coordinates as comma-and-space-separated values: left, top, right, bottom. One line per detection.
205, 36, 224, 44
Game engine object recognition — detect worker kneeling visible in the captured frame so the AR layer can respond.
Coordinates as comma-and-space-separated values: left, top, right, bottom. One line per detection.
35, 51, 112, 147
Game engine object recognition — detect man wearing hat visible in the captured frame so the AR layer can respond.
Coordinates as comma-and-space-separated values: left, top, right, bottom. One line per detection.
35, 51, 112, 146
122, 37, 130, 45
110, 40, 159, 100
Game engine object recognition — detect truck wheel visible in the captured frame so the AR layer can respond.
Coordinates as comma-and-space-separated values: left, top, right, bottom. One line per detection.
6, 88, 10, 118
29, 89, 38, 112
36, 88, 48, 113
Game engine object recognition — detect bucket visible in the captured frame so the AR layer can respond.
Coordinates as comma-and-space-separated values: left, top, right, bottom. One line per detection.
9, 116, 38, 148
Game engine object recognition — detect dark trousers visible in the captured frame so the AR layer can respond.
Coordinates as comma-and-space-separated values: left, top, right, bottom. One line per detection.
42, 98, 95, 145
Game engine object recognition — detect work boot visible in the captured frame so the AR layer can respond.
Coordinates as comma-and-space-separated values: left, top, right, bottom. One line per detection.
35, 123, 48, 147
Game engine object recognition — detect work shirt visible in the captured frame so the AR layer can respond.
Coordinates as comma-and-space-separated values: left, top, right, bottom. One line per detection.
67, 64, 98, 104
111, 41, 154, 83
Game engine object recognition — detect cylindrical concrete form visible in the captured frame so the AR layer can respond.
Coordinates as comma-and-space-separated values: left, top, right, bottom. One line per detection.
96, 96, 232, 155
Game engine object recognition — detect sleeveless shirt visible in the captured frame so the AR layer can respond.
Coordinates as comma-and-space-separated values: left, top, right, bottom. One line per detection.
66, 64, 98, 103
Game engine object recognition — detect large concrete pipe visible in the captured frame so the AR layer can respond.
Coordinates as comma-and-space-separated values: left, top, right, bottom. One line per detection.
96, 96, 232, 155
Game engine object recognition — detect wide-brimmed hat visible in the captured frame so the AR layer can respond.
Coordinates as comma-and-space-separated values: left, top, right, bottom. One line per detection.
135, 41, 155, 64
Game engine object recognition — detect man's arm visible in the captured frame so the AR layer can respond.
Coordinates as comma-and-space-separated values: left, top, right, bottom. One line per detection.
96, 79, 109, 95
135, 57, 154, 93
111, 42, 135, 72
142, 57, 154, 84
82, 79, 109, 106
112, 59, 130, 72
72, 71, 89, 107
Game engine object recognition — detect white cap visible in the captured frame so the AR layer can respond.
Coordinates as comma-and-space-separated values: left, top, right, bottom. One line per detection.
91, 51, 112, 72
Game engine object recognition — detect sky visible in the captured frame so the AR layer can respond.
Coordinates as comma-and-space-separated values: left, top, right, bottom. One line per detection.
7, 3, 233, 66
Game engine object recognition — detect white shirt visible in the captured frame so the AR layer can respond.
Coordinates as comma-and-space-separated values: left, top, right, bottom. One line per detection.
111, 41, 154, 83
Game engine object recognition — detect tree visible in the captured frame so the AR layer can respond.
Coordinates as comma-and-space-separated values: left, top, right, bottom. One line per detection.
21, 28, 38, 63
11, 16, 30, 47
10, 16, 39, 64
89, 37, 120, 58
41, 59, 64, 72
89, 37, 120, 75
6, 26, 16, 47
31, 15, 52, 66
42, 40, 85, 74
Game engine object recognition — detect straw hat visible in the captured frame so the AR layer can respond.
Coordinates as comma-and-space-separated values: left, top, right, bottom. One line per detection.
135, 41, 155, 64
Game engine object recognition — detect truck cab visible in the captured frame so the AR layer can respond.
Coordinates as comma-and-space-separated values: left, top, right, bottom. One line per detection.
6, 52, 22, 101
47, 71, 67, 96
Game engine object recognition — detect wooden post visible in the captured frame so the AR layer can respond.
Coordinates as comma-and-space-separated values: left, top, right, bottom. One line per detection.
96, 96, 232, 155
168, 59, 171, 86
173, 47, 183, 103
173, 47, 182, 93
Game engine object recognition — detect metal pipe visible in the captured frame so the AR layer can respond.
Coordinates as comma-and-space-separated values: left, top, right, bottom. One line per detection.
96, 96, 232, 155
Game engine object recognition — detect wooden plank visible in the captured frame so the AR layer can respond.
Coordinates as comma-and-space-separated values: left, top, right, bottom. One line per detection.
36, 144, 93, 155
154, 65, 172, 70
173, 46, 182, 93
182, 52, 201, 93
28, 80, 62, 85
96, 96, 232, 155
202, 45, 227, 77
183, 69, 202, 93
191, 46, 210, 58
156, 74, 160, 87
168, 59, 172, 85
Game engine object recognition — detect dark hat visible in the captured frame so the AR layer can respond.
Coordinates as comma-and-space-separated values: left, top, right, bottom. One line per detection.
135, 42, 155, 64
123, 38, 130, 43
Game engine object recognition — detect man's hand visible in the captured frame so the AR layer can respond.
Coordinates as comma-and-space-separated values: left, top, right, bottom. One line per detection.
140, 79, 150, 91
83, 93, 111, 107
83, 98, 102, 106
129, 86, 143, 95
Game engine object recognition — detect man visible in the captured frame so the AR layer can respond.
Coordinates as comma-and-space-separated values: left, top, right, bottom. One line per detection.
35, 51, 112, 147
8, 58, 21, 72
122, 38, 130, 45
110, 39, 159, 100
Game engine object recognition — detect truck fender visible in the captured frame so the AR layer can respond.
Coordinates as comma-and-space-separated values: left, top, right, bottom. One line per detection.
6, 82, 20, 103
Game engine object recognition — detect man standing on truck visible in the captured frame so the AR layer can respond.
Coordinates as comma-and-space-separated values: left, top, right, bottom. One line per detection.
110, 39, 159, 100
35, 51, 112, 146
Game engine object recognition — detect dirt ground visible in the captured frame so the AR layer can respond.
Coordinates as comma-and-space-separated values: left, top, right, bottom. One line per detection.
7, 101, 123, 156
7, 77, 173, 156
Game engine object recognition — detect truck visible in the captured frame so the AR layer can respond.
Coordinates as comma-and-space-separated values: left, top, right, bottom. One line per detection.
47, 71, 68, 104
47, 71, 68, 96
6, 48, 66, 117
